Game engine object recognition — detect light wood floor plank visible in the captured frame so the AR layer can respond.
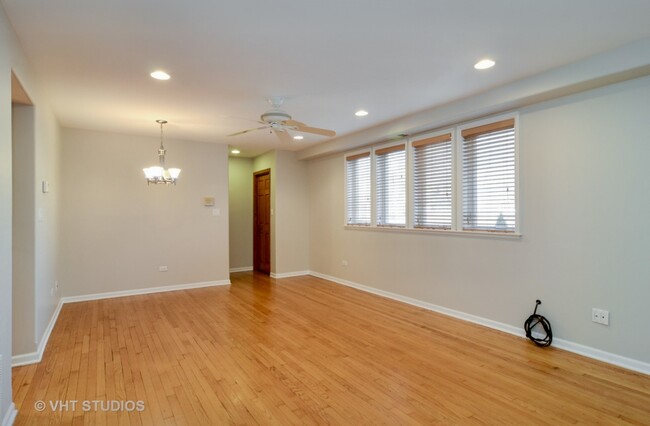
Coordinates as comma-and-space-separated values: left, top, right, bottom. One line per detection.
12, 272, 650, 424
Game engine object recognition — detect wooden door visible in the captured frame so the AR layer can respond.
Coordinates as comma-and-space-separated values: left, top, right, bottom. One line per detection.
253, 170, 271, 274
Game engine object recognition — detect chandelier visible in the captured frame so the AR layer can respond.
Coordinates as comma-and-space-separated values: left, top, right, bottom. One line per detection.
143, 120, 181, 185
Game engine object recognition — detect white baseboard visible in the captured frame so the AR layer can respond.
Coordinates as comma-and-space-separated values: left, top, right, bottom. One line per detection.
230, 266, 253, 273
2, 403, 17, 426
550, 337, 650, 375
12, 271, 649, 376
12, 298, 64, 367
61, 280, 230, 304
309, 271, 650, 376
11, 280, 230, 367
270, 271, 310, 279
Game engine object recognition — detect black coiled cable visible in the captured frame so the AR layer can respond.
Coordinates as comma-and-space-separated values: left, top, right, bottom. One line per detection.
524, 300, 552, 347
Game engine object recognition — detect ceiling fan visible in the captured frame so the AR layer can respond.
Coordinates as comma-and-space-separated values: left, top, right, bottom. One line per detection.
228, 97, 336, 143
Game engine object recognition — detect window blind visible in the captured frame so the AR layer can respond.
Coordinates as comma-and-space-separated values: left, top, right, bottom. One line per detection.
462, 119, 516, 232
376, 144, 406, 227
346, 152, 371, 225
413, 133, 452, 229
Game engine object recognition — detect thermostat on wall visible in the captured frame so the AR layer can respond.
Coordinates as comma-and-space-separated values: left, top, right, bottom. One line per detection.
203, 197, 215, 207
42, 180, 50, 193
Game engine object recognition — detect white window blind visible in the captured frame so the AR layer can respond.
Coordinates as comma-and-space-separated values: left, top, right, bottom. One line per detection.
376, 144, 406, 227
413, 133, 452, 229
462, 119, 516, 232
346, 152, 371, 225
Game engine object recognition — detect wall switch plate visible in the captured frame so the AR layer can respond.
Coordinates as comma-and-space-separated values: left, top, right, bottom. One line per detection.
159, 266, 168, 272
42, 180, 50, 193
592, 308, 609, 325
212, 208, 220, 216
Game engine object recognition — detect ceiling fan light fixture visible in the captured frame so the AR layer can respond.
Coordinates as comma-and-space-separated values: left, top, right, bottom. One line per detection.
260, 110, 291, 123
231, 149, 240, 154
293, 135, 304, 140
355, 110, 369, 117
229, 99, 336, 142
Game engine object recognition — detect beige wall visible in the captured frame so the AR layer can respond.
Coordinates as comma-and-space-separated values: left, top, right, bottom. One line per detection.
59, 128, 230, 296
228, 157, 253, 270
308, 76, 650, 365
33, 99, 61, 350
250, 150, 310, 276
0, 24, 13, 419
0, 5, 62, 418
12, 105, 36, 356
275, 151, 309, 275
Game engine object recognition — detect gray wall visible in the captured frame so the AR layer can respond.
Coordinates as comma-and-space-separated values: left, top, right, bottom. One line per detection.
12, 104, 35, 356
59, 128, 230, 296
250, 150, 310, 276
0, 25, 12, 420
0, 5, 62, 418
308, 76, 650, 364
275, 151, 309, 274
228, 157, 253, 270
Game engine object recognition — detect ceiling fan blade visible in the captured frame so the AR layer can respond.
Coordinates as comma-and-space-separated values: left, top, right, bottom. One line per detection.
284, 119, 306, 127
273, 129, 293, 144
293, 124, 336, 137
228, 126, 269, 137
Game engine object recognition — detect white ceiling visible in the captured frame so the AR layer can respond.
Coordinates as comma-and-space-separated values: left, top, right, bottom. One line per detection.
3, 0, 650, 156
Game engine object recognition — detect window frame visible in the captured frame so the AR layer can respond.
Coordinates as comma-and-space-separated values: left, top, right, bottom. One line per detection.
343, 149, 372, 227
373, 141, 407, 228
456, 113, 520, 235
410, 129, 455, 230
342, 112, 521, 238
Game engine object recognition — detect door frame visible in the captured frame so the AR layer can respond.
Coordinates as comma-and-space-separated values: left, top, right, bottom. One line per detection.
253, 169, 271, 274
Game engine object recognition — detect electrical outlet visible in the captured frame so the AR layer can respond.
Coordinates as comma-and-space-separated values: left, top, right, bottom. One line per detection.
159, 266, 168, 272
55, 280, 59, 292
592, 308, 610, 326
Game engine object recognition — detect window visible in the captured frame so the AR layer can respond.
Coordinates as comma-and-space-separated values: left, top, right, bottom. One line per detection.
346, 152, 371, 225
343, 114, 518, 236
375, 144, 406, 227
461, 119, 516, 232
412, 133, 452, 229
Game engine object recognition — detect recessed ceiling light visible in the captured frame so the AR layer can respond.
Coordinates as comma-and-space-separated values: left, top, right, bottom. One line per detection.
293, 135, 304, 140
231, 149, 240, 154
355, 110, 369, 117
474, 59, 495, 70
150, 70, 171, 80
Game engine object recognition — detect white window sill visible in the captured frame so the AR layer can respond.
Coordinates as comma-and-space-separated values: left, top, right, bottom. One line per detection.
344, 225, 522, 239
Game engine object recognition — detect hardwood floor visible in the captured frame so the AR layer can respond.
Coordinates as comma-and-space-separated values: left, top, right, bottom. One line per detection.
12, 272, 650, 425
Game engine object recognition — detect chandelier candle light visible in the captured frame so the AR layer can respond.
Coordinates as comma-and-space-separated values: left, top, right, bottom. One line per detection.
143, 120, 181, 185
